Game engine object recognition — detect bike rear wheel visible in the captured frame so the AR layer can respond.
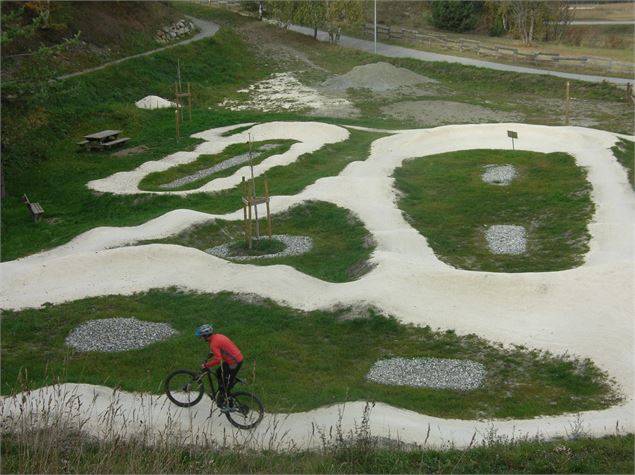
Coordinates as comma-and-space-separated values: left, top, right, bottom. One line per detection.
225, 391, 264, 429
164, 369, 205, 407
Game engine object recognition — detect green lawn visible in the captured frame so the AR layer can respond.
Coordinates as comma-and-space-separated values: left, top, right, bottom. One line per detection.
141, 201, 375, 282
1, 289, 619, 420
394, 149, 594, 272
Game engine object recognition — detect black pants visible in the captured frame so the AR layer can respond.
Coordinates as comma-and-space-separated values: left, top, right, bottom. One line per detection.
215, 361, 242, 403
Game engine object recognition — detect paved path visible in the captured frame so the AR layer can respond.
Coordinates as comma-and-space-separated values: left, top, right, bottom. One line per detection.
2, 121, 633, 450
58, 16, 219, 81
287, 24, 634, 86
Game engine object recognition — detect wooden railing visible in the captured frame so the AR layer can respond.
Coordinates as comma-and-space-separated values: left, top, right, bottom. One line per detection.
362, 24, 634, 76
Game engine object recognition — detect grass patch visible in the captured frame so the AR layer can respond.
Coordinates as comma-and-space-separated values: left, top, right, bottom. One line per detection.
138, 139, 296, 191
228, 237, 287, 256
1, 289, 619, 419
612, 138, 634, 189
394, 149, 594, 272
2, 102, 384, 261
2, 427, 632, 474
141, 201, 375, 282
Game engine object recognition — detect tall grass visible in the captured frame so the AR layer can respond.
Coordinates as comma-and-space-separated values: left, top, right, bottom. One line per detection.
1, 386, 632, 473
612, 138, 634, 188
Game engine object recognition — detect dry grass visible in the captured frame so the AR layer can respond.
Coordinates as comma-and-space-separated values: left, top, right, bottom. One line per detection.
572, 2, 635, 21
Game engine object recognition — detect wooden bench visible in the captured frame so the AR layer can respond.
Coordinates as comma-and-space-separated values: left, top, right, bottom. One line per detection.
101, 137, 130, 149
22, 194, 44, 222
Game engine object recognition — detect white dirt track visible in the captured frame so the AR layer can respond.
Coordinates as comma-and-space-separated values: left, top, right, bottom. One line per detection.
1, 122, 634, 450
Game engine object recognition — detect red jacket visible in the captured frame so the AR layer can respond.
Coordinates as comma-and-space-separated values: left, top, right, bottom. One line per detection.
205, 334, 243, 369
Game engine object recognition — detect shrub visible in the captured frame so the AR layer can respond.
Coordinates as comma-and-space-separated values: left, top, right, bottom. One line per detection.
430, 1, 484, 33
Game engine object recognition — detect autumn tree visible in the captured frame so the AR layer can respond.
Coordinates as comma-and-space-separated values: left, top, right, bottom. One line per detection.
485, 0, 573, 45
266, 0, 363, 41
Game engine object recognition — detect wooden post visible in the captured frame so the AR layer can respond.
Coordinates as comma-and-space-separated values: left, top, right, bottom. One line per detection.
175, 109, 180, 141
188, 82, 192, 121
242, 177, 249, 243
247, 191, 252, 250
264, 174, 272, 239
565, 81, 570, 126
177, 59, 182, 94
175, 82, 181, 122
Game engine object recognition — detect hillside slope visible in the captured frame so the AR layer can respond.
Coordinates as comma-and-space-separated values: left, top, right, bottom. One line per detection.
1, 1, 186, 76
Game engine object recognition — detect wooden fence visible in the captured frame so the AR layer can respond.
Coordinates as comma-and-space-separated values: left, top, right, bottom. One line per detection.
363, 24, 634, 76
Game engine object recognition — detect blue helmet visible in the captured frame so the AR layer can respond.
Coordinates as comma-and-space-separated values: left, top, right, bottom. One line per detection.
195, 324, 214, 338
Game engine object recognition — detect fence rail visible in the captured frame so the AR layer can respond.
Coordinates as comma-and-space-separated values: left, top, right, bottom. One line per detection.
362, 24, 634, 75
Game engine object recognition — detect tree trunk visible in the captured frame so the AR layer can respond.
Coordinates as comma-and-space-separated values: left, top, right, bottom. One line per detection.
313, 26, 318, 39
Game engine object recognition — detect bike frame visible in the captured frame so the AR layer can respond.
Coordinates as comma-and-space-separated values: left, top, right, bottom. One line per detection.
197, 369, 219, 400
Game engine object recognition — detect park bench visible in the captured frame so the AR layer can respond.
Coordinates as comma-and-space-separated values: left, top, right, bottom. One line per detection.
22, 194, 44, 222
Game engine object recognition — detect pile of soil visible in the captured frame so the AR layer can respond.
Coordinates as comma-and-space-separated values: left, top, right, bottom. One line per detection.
321, 62, 439, 94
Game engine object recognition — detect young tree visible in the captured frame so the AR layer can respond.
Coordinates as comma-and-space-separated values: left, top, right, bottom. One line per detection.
294, 0, 327, 39
484, 1, 573, 44
264, 0, 297, 28
325, 0, 363, 43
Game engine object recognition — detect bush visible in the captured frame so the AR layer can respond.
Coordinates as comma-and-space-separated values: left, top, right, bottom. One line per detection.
430, 1, 484, 33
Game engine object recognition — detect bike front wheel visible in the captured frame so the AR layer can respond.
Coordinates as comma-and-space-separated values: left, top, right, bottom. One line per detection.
164, 369, 205, 407
225, 391, 264, 429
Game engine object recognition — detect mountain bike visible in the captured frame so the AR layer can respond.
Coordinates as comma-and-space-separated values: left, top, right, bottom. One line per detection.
164, 367, 264, 430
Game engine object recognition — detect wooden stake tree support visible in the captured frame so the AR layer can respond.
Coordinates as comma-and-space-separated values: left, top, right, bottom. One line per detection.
174, 59, 192, 141
564, 81, 571, 126
241, 174, 272, 250
175, 81, 192, 122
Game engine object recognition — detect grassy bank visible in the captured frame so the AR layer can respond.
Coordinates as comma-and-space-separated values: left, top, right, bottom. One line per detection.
1, 289, 619, 419
2, 426, 632, 474
394, 149, 594, 272
612, 138, 634, 188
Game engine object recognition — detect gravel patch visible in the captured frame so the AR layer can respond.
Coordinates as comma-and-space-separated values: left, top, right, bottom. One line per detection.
482, 164, 517, 186
486, 225, 527, 255
257, 143, 281, 152
159, 151, 262, 189
159, 143, 284, 189
382, 100, 522, 126
206, 234, 313, 261
65, 317, 178, 352
366, 357, 486, 391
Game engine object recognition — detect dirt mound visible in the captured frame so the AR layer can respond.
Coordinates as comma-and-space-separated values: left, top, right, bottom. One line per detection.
321, 62, 437, 92
135, 95, 176, 109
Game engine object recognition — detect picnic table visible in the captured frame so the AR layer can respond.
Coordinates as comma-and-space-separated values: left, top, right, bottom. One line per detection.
78, 130, 130, 151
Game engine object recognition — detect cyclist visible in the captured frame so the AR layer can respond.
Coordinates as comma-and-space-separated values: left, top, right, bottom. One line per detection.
195, 324, 243, 409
